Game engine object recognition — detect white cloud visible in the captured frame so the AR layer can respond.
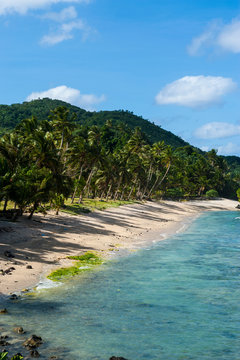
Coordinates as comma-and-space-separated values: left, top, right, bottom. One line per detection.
0, 0, 90, 15
155, 76, 236, 108
187, 22, 219, 56
217, 142, 240, 155
40, 19, 91, 45
26, 85, 106, 111
42, 6, 77, 22
188, 18, 240, 55
218, 20, 240, 53
195, 122, 240, 139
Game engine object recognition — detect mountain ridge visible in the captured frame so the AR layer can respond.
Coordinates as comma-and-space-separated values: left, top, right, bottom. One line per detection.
0, 98, 189, 148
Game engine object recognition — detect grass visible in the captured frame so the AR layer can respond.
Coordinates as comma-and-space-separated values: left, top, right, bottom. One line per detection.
61, 198, 135, 215
47, 252, 104, 282
0, 198, 137, 217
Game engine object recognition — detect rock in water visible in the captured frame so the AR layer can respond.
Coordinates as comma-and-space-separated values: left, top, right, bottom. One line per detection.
0, 339, 10, 346
0, 309, 8, 314
4, 250, 15, 258
30, 349, 40, 358
10, 294, 19, 300
109, 357, 129, 360
23, 335, 43, 349
13, 327, 25, 334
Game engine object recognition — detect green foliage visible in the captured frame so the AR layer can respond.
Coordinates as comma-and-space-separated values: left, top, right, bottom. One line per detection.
0, 354, 23, 360
0, 98, 188, 148
236, 188, 240, 201
47, 252, 103, 281
205, 189, 219, 198
0, 102, 238, 221
165, 188, 184, 199
0, 353, 8, 360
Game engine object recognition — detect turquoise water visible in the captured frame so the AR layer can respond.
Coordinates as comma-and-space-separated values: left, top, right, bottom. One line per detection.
2, 211, 240, 359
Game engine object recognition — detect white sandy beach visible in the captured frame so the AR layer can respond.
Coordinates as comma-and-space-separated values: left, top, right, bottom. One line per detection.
0, 198, 238, 296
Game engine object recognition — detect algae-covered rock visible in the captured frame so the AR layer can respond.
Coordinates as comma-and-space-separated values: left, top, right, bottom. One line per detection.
48, 252, 104, 281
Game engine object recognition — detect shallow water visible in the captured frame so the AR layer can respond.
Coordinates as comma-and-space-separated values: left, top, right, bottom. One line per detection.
2, 211, 240, 359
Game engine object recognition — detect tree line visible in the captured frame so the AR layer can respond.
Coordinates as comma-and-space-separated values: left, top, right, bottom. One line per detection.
0, 106, 238, 219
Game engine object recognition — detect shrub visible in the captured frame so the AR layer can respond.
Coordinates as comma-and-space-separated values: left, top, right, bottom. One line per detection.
205, 189, 219, 198
165, 188, 184, 199
236, 188, 240, 201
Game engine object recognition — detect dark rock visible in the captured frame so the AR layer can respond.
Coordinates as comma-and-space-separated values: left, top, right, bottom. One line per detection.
0, 339, 10, 346
5, 267, 15, 274
0, 336, 9, 339
4, 250, 15, 258
13, 327, 25, 334
23, 335, 43, 349
10, 294, 19, 300
236, 204, 240, 209
26, 265, 33, 269
30, 349, 40, 358
109, 357, 129, 360
0, 309, 8, 314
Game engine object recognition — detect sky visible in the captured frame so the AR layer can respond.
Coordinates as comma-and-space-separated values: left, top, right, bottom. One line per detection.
1, 0, 240, 155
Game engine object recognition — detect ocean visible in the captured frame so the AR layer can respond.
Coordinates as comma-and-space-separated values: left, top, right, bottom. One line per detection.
2, 211, 240, 360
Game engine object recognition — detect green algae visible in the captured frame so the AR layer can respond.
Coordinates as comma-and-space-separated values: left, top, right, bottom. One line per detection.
47, 252, 104, 282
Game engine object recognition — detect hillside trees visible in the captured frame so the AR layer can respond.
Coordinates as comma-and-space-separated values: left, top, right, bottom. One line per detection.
0, 105, 237, 219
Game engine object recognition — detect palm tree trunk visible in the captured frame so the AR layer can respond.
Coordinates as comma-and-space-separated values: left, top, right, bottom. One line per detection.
128, 176, 138, 200
78, 168, 94, 203
148, 174, 161, 198
100, 191, 105, 201
136, 183, 141, 199
156, 162, 171, 190
142, 166, 153, 199
28, 202, 38, 220
106, 183, 112, 202
71, 166, 83, 204
113, 176, 122, 201
148, 162, 171, 198
128, 184, 134, 200
120, 185, 127, 200
86, 168, 96, 198
3, 198, 8, 213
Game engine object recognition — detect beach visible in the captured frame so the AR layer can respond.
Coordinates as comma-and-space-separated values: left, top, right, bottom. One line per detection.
0, 198, 238, 296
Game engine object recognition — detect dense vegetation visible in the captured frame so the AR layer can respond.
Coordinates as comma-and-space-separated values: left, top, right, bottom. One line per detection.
0, 98, 189, 147
0, 105, 239, 219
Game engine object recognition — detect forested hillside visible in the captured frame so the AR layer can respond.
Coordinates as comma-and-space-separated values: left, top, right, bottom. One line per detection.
0, 98, 188, 148
0, 105, 239, 221
0, 101, 240, 221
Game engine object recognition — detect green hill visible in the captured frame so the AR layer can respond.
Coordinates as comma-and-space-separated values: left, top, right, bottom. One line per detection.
1, 98, 240, 174
0, 98, 188, 148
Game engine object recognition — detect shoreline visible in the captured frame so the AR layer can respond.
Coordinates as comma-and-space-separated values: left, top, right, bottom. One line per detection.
0, 198, 238, 297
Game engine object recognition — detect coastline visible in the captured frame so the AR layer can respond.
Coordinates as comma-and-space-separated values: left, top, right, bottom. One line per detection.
0, 198, 238, 296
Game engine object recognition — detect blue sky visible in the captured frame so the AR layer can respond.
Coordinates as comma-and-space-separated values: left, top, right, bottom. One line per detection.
1, 0, 240, 155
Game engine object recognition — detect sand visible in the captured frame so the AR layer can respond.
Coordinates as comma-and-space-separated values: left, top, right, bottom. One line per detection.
0, 198, 238, 296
